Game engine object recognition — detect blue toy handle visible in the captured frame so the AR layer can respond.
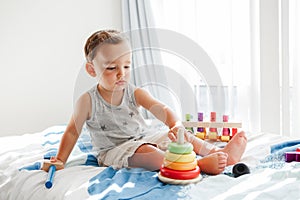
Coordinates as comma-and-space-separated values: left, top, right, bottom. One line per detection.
45, 165, 56, 189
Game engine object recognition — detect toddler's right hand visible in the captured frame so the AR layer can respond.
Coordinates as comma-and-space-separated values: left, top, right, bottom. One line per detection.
42, 157, 65, 171
168, 125, 187, 142
50, 156, 58, 162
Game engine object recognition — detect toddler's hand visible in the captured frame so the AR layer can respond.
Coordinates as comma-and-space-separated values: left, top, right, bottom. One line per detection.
50, 156, 58, 163
168, 125, 186, 142
46, 156, 65, 170
42, 158, 64, 171
168, 129, 177, 142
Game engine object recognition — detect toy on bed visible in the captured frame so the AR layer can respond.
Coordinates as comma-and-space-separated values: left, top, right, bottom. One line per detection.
158, 128, 202, 185
285, 147, 300, 162
41, 160, 64, 189
232, 163, 250, 177
183, 112, 242, 142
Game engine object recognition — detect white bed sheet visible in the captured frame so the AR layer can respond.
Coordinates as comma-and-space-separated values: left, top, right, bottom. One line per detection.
0, 126, 300, 200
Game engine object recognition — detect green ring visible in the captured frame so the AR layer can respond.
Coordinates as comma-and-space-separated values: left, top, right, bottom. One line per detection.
168, 142, 193, 154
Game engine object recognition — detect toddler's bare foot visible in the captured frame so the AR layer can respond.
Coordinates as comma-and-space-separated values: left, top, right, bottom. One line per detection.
197, 152, 228, 175
219, 131, 247, 165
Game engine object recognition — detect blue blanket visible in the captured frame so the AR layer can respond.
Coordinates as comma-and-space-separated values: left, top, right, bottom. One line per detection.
270, 139, 300, 154
259, 139, 300, 169
88, 167, 184, 200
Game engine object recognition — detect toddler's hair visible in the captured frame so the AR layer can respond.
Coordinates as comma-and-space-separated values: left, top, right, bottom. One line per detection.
84, 30, 127, 62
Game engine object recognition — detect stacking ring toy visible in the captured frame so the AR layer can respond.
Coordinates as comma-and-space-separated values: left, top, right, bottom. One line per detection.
168, 142, 193, 154
163, 159, 197, 171
158, 128, 202, 185
165, 150, 196, 163
160, 166, 200, 180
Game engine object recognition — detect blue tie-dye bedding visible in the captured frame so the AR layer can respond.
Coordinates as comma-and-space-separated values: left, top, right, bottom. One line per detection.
1, 125, 300, 200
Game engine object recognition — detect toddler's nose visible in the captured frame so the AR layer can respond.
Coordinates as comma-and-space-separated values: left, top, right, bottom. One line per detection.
117, 67, 125, 77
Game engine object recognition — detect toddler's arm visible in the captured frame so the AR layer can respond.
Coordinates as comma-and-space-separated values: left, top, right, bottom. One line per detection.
54, 93, 92, 166
134, 88, 185, 139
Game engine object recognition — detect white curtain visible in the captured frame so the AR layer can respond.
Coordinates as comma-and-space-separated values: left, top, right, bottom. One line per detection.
148, 0, 253, 129
146, 0, 300, 137
288, 0, 300, 137
122, 0, 186, 119
123, 0, 232, 122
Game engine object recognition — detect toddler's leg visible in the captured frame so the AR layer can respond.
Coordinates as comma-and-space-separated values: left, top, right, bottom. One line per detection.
186, 131, 247, 166
185, 132, 218, 156
128, 144, 164, 171
197, 152, 228, 175
214, 131, 247, 165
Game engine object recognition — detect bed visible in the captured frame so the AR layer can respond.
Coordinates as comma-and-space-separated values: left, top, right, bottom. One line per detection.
1, 124, 300, 200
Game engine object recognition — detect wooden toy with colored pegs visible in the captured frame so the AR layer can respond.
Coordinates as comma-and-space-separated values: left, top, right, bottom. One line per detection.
285, 147, 300, 162
184, 112, 242, 142
158, 128, 202, 184
42, 160, 64, 189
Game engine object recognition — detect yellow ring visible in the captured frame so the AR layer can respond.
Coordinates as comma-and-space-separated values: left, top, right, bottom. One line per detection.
165, 151, 196, 163
163, 159, 197, 171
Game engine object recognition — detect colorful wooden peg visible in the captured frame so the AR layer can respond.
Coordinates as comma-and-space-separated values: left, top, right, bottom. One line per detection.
42, 160, 64, 189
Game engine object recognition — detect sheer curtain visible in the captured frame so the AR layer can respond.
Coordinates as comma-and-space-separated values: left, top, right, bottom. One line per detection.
122, 0, 177, 119
149, 0, 253, 129
287, 0, 300, 137
146, 0, 300, 136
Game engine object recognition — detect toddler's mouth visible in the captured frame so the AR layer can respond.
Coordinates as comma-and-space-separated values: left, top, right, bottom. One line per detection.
116, 80, 127, 85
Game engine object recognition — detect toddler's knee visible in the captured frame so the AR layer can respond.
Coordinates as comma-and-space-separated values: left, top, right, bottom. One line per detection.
136, 144, 157, 153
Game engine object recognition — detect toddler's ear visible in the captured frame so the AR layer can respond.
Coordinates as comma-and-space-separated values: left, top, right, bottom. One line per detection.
86, 62, 96, 77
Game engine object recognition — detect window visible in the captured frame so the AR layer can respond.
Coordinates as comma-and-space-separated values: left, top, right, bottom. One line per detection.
150, 0, 251, 126
148, 0, 300, 136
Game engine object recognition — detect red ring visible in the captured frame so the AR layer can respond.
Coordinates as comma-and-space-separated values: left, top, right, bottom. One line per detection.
160, 165, 200, 180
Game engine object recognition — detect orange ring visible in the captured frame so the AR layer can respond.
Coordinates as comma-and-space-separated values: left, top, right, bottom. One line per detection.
165, 150, 196, 163
163, 159, 197, 171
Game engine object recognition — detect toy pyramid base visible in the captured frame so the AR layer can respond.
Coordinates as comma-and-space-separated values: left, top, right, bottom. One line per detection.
158, 172, 202, 185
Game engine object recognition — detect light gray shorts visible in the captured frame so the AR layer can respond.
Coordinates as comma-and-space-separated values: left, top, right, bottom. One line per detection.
97, 131, 170, 169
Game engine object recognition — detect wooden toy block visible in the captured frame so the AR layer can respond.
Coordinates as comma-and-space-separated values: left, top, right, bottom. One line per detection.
196, 132, 206, 140
220, 135, 230, 142
208, 132, 218, 140
285, 152, 300, 162
232, 128, 238, 137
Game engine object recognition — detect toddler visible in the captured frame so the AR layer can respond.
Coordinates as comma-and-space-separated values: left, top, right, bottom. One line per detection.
52, 30, 247, 175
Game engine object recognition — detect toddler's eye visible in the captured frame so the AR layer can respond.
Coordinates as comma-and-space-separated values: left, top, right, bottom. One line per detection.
124, 66, 130, 69
106, 66, 116, 70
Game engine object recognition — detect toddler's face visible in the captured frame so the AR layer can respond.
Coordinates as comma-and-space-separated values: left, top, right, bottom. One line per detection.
92, 41, 132, 92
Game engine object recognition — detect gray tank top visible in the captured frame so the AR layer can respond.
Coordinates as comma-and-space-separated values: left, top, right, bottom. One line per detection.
86, 84, 149, 154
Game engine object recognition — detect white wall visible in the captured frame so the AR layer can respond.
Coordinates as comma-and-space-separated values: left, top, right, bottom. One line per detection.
0, 0, 122, 136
